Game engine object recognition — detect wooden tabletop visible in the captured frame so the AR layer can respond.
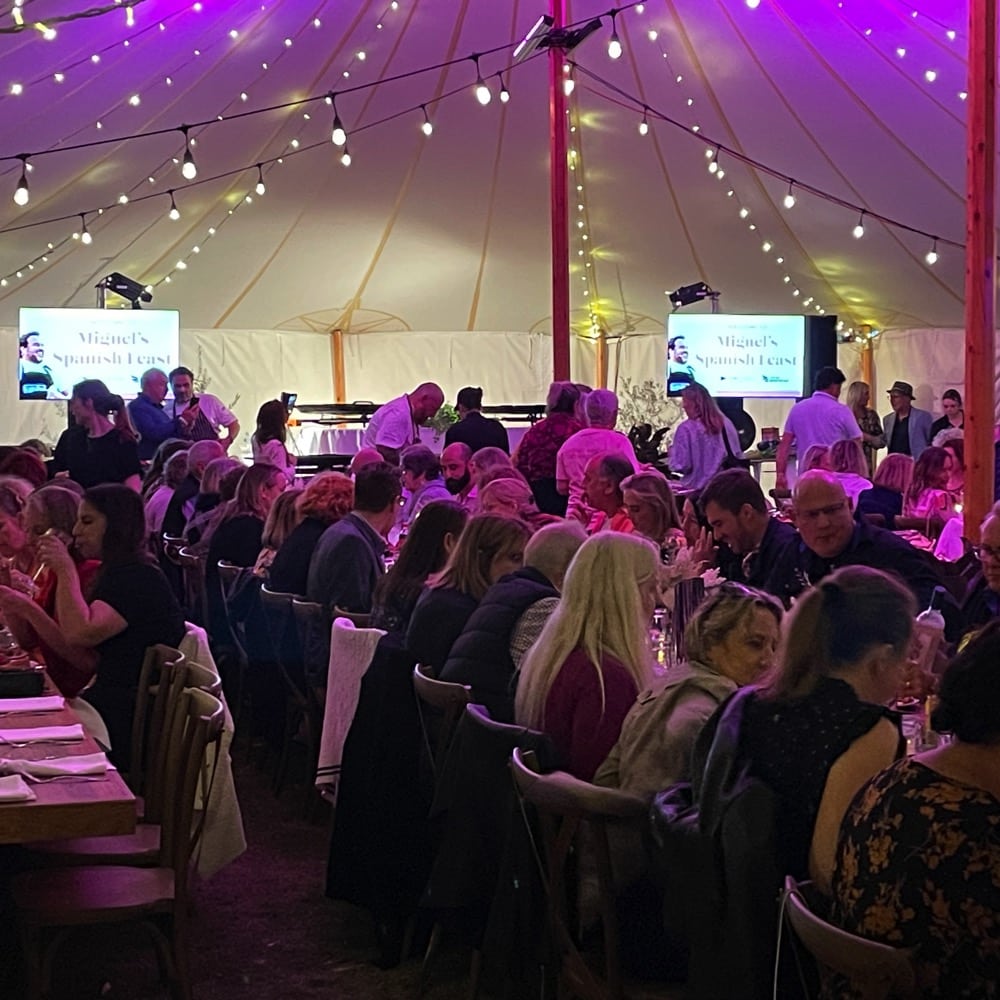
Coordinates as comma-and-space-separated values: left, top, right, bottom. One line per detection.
0, 694, 135, 845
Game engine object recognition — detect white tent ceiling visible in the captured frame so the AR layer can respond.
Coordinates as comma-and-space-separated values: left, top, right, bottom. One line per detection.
0, 0, 981, 339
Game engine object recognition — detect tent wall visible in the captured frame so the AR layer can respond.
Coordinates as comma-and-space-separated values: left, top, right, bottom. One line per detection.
1, 325, 985, 454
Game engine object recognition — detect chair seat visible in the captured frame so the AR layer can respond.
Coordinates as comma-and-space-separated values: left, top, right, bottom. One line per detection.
13, 866, 175, 924
29, 824, 162, 866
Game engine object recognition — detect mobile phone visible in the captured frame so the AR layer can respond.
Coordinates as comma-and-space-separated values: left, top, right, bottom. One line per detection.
189, 395, 199, 406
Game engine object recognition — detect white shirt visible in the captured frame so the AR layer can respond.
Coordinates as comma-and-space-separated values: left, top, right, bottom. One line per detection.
361, 395, 419, 452
556, 427, 640, 521
252, 435, 296, 484
170, 393, 237, 432
783, 391, 861, 463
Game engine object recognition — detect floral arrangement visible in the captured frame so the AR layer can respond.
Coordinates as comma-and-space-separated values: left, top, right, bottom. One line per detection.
426, 403, 459, 440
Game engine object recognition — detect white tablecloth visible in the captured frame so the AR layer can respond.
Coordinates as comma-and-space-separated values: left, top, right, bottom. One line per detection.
288, 423, 526, 457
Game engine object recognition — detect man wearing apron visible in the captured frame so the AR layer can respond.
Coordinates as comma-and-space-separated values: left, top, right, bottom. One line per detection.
168, 366, 240, 452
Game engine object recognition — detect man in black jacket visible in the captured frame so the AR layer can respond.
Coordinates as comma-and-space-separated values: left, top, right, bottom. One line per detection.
440, 520, 585, 720
444, 386, 510, 455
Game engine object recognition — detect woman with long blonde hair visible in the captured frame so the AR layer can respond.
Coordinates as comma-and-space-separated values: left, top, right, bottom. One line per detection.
845, 381, 885, 476
515, 532, 658, 779
669, 382, 743, 491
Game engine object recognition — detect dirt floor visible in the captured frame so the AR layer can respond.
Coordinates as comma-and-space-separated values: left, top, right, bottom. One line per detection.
4, 752, 474, 1000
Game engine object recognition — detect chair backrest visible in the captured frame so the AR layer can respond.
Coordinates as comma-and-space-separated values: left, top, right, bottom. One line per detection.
160, 688, 225, 901
781, 876, 917, 1000
128, 644, 186, 800
291, 596, 325, 651
412, 663, 472, 774
177, 545, 208, 625
333, 606, 372, 629
862, 513, 887, 528
509, 746, 647, 1000
162, 533, 185, 565
184, 660, 224, 698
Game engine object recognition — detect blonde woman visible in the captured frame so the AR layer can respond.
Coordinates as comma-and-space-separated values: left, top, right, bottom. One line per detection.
828, 439, 872, 507
855, 453, 913, 530
846, 381, 885, 476
669, 382, 742, 490
620, 472, 685, 558
515, 532, 659, 779
253, 486, 304, 578
478, 476, 560, 532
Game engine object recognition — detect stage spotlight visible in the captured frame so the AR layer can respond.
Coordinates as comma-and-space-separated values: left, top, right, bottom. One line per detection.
668, 281, 714, 310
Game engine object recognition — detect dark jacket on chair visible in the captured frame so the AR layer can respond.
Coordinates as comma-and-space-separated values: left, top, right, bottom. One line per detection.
439, 567, 557, 721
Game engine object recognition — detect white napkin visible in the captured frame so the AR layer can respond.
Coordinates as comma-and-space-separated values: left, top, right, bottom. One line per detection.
0, 752, 108, 779
0, 695, 66, 713
0, 774, 36, 801
0, 724, 84, 744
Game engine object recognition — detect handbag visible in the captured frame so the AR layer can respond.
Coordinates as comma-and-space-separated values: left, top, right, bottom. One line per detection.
720, 427, 751, 471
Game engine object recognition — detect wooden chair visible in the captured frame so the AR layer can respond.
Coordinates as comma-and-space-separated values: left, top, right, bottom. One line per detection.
176, 546, 208, 626
215, 560, 250, 728
412, 663, 472, 776
161, 534, 185, 565
14, 688, 225, 1000
780, 875, 918, 1000
861, 513, 887, 528
333, 606, 372, 629
509, 747, 649, 1000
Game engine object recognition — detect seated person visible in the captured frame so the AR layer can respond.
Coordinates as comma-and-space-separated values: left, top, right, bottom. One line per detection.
269, 472, 354, 596
161, 438, 226, 537
145, 451, 190, 539
439, 442, 476, 511
582, 453, 635, 534
477, 475, 560, 533
620, 471, 685, 559
829, 622, 1000, 999
405, 515, 530, 672
960, 501, 1000, 636
763, 471, 960, 639
596, 583, 783, 798
398, 445, 452, 528
370, 501, 469, 635
0, 485, 185, 767
182, 456, 244, 547
903, 445, 959, 524
441, 520, 586, 720
444, 386, 510, 454
140, 438, 190, 502
854, 453, 913, 530
699, 469, 796, 589
514, 533, 659, 780
737, 566, 912, 893
828, 439, 872, 507
253, 488, 303, 578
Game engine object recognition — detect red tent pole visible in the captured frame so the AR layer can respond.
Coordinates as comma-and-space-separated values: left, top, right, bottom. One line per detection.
964, 0, 997, 540
549, 0, 571, 381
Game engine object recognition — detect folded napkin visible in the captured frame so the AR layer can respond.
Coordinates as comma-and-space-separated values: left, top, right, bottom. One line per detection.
0, 695, 66, 714
0, 724, 85, 744
0, 752, 108, 780
0, 774, 36, 801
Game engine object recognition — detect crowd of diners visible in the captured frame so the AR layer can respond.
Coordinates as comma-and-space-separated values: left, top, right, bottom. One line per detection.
0, 368, 996, 997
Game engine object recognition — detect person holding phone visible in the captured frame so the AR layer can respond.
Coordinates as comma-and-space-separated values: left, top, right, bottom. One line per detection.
168, 366, 240, 452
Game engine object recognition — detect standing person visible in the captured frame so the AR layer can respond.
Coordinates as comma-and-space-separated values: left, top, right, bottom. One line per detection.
251, 399, 296, 484
775, 366, 861, 491
361, 383, 445, 465
444, 387, 509, 454
52, 380, 142, 491
668, 382, 743, 491
845, 380, 885, 477
168, 366, 240, 452
555, 389, 640, 523
514, 381, 582, 516
930, 387, 964, 443
128, 368, 182, 462
883, 379, 933, 460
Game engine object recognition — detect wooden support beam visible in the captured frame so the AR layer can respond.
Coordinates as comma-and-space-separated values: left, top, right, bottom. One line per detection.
549, 0, 571, 381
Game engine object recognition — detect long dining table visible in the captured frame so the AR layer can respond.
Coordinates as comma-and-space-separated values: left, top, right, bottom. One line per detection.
0, 686, 135, 845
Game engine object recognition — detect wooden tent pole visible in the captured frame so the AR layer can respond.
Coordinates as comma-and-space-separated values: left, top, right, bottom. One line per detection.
964, 0, 997, 540
550, 0, 571, 381
331, 328, 346, 404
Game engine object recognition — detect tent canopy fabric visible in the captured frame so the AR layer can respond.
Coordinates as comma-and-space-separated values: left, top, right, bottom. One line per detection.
0, 0, 977, 339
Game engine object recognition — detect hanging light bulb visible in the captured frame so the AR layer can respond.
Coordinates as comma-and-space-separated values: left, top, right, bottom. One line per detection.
340, 145, 352, 167
13, 155, 29, 206
708, 147, 720, 174
167, 190, 180, 220
783, 180, 796, 209
255, 164, 266, 196
499, 74, 510, 104
638, 109, 649, 136
925, 239, 939, 265
420, 105, 433, 136
79, 214, 92, 245
472, 55, 491, 105
329, 94, 347, 146
607, 10, 622, 59
852, 211, 865, 239
180, 126, 197, 180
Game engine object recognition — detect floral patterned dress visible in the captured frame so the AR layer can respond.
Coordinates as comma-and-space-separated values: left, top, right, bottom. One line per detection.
826, 757, 1000, 999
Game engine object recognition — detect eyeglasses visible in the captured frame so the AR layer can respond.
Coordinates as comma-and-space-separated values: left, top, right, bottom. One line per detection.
796, 501, 848, 522
973, 544, 1000, 562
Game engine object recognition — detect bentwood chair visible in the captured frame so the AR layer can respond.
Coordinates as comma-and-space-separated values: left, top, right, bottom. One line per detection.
176, 546, 208, 627
215, 560, 251, 728
14, 689, 225, 1000
411, 663, 472, 777
509, 747, 652, 1000
780, 876, 918, 1000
